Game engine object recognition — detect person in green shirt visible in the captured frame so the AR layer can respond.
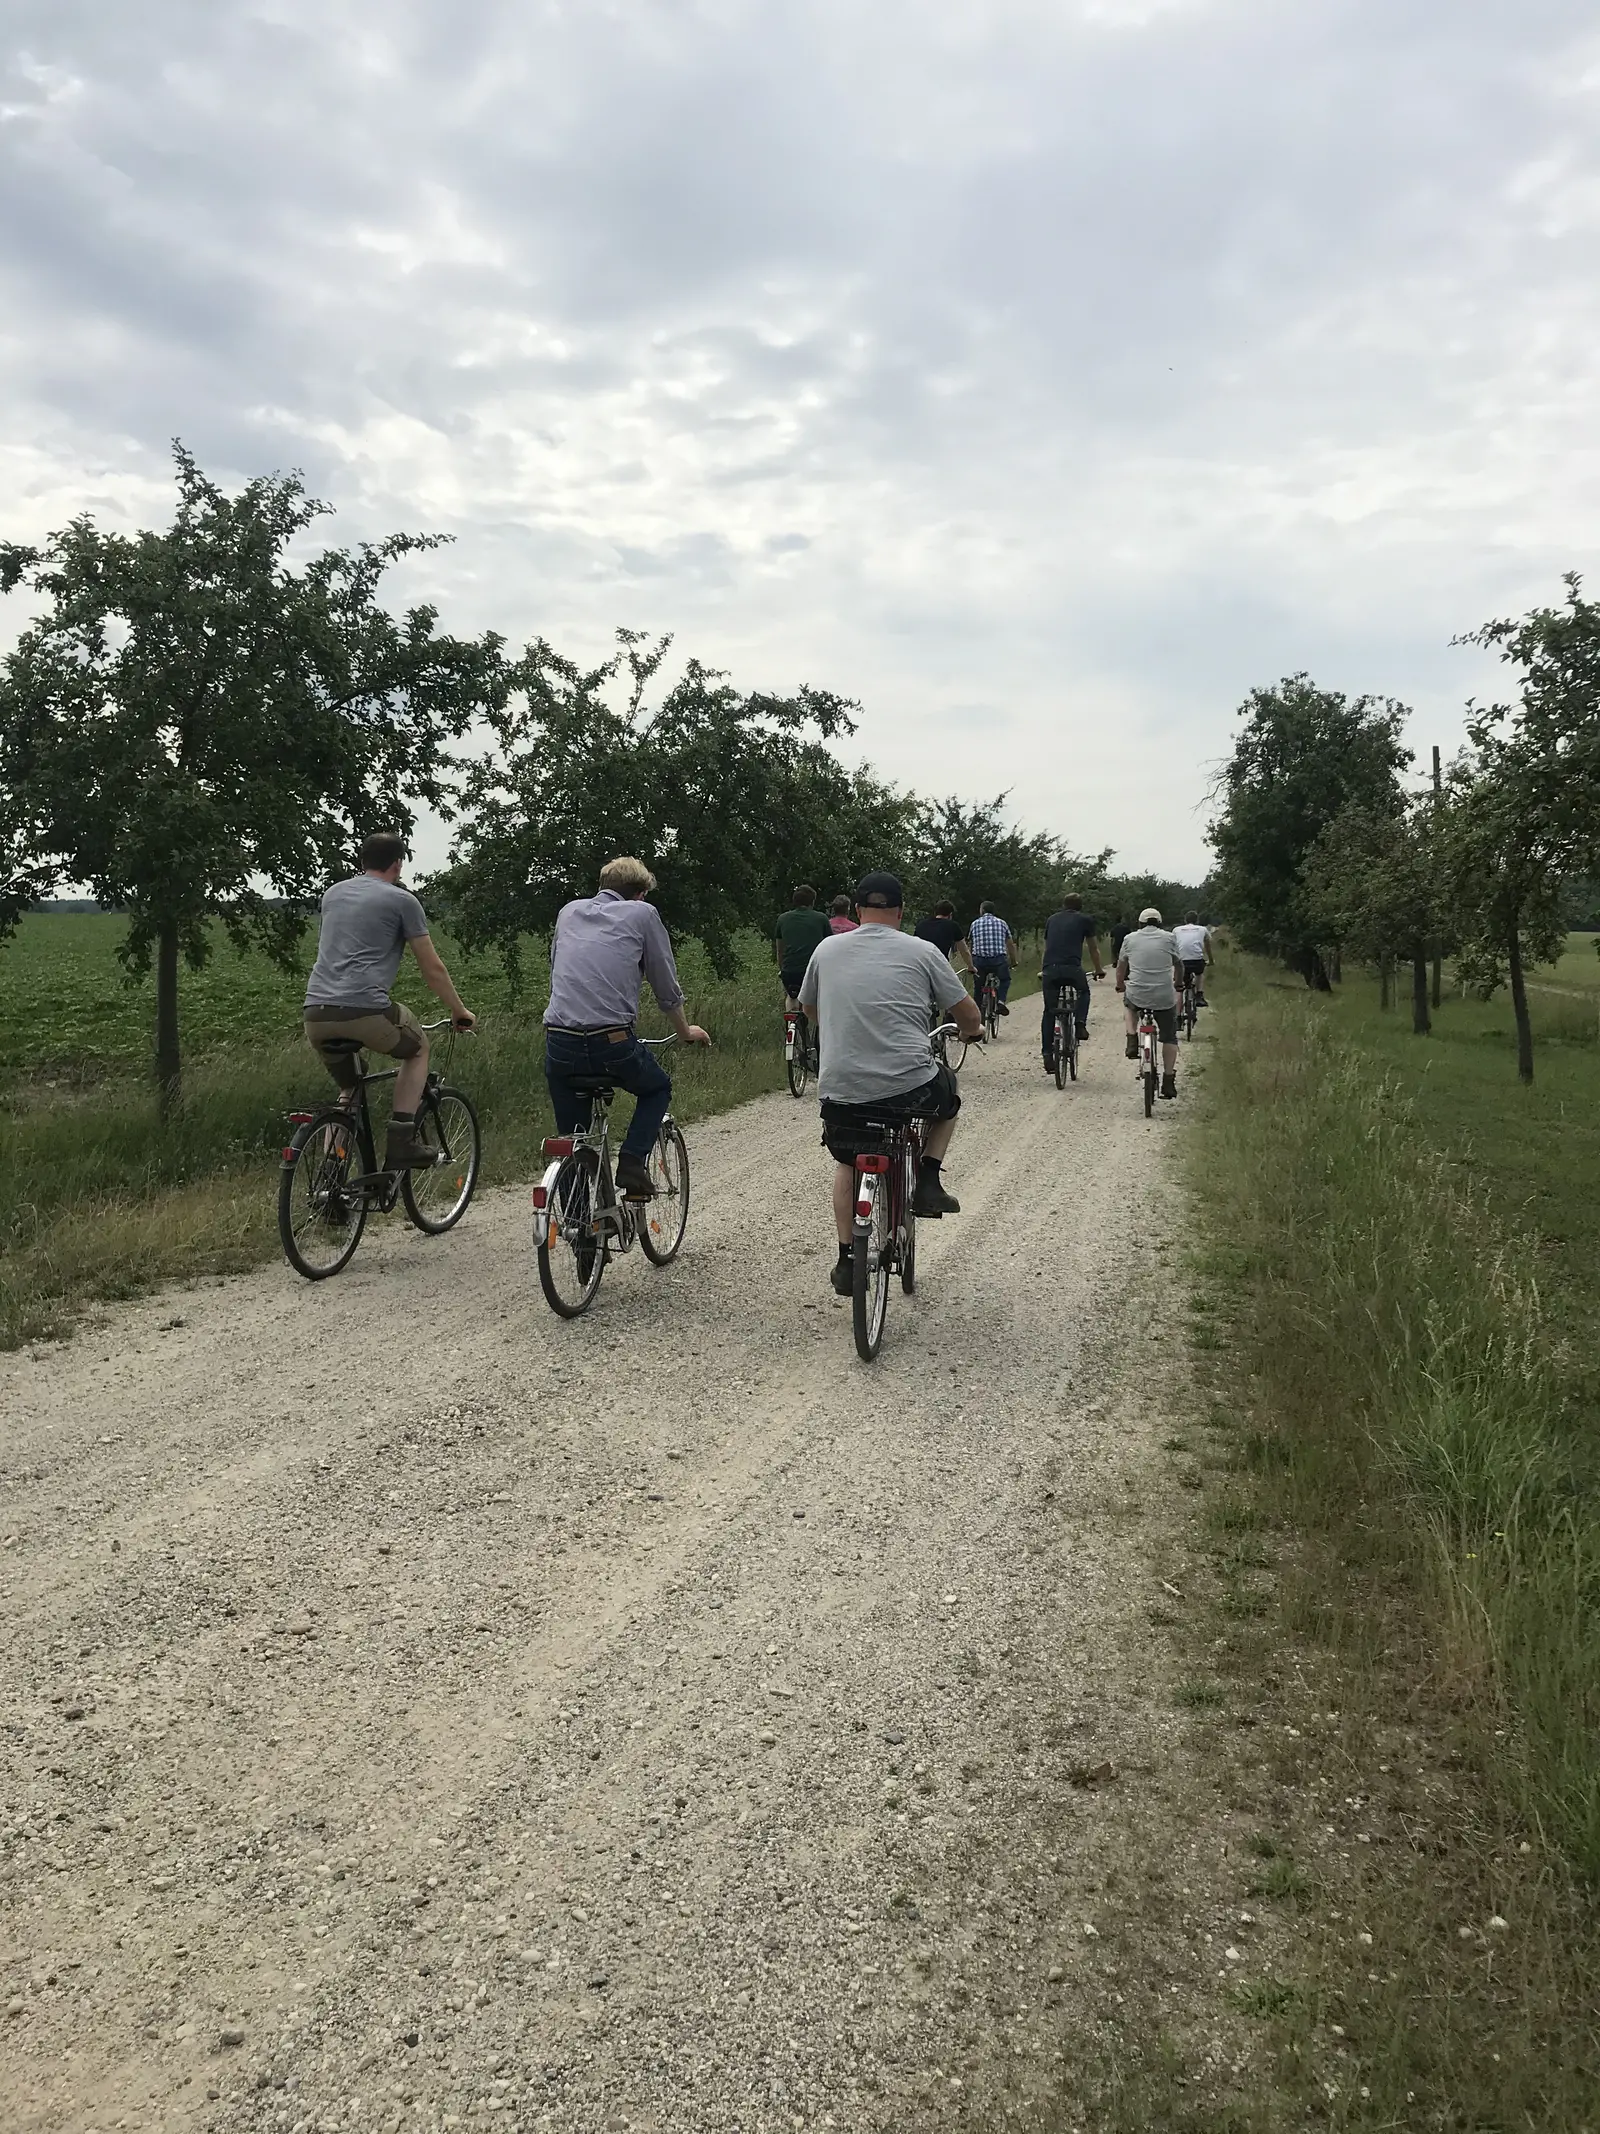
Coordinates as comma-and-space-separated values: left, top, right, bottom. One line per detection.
774, 885, 832, 1013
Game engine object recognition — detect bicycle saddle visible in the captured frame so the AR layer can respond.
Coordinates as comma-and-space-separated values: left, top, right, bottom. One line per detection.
566, 1076, 618, 1096
317, 1038, 364, 1056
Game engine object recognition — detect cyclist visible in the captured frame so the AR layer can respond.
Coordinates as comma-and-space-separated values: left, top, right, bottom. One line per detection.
302, 831, 476, 1171
827, 894, 859, 934
543, 856, 711, 1201
914, 899, 970, 974
774, 884, 831, 1015
1172, 911, 1213, 1006
799, 872, 983, 1295
1039, 891, 1105, 1073
1116, 905, 1183, 1100
967, 901, 1016, 1015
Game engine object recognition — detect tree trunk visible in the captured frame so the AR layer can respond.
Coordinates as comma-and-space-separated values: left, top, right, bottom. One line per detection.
1411, 950, 1431, 1036
156, 920, 181, 1117
1508, 923, 1534, 1085
1379, 950, 1392, 1010
1431, 945, 1442, 1008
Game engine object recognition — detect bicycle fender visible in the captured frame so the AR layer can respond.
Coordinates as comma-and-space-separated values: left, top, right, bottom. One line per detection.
531, 1158, 565, 1247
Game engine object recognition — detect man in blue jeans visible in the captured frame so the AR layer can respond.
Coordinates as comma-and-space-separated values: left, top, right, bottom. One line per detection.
543, 857, 711, 1199
966, 901, 1016, 1014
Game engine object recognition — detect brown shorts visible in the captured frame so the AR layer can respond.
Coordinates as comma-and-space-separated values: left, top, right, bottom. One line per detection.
303, 1001, 425, 1063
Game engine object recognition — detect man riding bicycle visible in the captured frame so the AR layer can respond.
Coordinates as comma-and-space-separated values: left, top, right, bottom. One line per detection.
914, 899, 970, 973
1039, 891, 1105, 1074
774, 884, 831, 1016
799, 872, 983, 1295
1172, 911, 1213, 1006
967, 901, 1016, 1014
302, 831, 476, 1172
544, 857, 711, 1201
1117, 906, 1183, 1101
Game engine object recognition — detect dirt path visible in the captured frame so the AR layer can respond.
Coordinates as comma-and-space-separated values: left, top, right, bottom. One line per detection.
1, 1021, 1195, 2134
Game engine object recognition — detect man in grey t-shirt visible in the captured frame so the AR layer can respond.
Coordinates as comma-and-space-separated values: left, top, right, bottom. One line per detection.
1115, 906, 1184, 1100
800, 872, 984, 1295
302, 832, 476, 1171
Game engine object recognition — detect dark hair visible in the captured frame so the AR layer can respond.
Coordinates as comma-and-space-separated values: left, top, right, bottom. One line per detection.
829, 894, 852, 916
1063, 892, 1082, 910
792, 884, 816, 907
979, 899, 995, 916
1186, 909, 1199, 923
934, 900, 954, 917
359, 832, 407, 873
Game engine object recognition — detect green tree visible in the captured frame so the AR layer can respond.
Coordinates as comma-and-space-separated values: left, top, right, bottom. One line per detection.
0, 447, 507, 1108
1304, 798, 1445, 1033
907, 794, 1068, 934
1208, 674, 1412, 987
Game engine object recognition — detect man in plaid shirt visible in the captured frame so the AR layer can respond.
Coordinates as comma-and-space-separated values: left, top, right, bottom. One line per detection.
966, 902, 1016, 1014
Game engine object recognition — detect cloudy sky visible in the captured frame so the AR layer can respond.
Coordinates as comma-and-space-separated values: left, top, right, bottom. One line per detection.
4, 0, 1597, 880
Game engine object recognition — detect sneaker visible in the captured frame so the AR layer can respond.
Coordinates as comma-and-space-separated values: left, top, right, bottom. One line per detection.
616, 1153, 655, 1200
1125, 1035, 1138, 1060
1160, 1073, 1178, 1100
830, 1257, 854, 1297
913, 1173, 961, 1217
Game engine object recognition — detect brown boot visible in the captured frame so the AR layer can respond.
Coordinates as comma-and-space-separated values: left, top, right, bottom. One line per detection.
383, 1117, 437, 1171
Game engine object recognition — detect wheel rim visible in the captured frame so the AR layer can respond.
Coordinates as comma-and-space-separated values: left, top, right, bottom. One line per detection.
539, 1152, 605, 1311
286, 1122, 363, 1273
642, 1126, 689, 1263
406, 1093, 478, 1225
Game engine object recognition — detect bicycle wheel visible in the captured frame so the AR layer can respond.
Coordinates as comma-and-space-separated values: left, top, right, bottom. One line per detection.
1066, 1017, 1079, 1082
279, 1112, 367, 1280
640, 1122, 690, 1265
899, 1140, 917, 1295
401, 1086, 481, 1233
852, 1179, 891, 1362
1143, 1048, 1156, 1118
537, 1148, 606, 1317
1053, 1013, 1068, 1089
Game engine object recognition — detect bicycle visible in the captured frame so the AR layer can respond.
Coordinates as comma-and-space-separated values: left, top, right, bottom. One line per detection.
1133, 999, 1161, 1118
532, 1037, 689, 1318
845, 1021, 962, 1363
978, 969, 1002, 1043
278, 1020, 480, 1280
1050, 983, 1080, 1088
784, 1004, 819, 1098
1180, 970, 1200, 1041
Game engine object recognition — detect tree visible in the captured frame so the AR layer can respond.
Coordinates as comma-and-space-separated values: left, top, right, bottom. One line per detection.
440, 630, 911, 979
1442, 578, 1600, 1082
1304, 798, 1444, 1034
1208, 674, 1412, 987
0, 446, 507, 1107
907, 794, 1069, 934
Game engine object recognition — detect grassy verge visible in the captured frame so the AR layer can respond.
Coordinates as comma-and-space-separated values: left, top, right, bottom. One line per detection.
1155, 953, 1600, 2127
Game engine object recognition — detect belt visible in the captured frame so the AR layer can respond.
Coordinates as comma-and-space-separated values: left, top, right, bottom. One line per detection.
547, 1025, 634, 1041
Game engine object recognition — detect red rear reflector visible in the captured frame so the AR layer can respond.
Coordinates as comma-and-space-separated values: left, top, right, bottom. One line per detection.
281, 1146, 296, 1161
856, 1154, 891, 1174
531, 1186, 548, 1210
542, 1137, 574, 1157
287, 1111, 313, 1123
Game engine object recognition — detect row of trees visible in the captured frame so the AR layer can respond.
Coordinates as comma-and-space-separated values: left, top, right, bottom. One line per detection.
1208, 579, 1600, 1081
0, 449, 1198, 1102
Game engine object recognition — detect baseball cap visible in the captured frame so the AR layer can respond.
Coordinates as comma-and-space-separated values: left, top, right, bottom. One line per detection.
1138, 906, 1162, 924
855, 871, 904, 909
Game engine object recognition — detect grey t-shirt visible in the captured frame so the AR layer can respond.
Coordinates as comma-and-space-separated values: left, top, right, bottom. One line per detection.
1119, 924, 1180, 1008
799, 924, 969, 1104
304, 875, 430, 1012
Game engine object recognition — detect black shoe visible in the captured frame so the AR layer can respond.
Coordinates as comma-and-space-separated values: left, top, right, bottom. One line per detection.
1125, 1035, 1138, 1060
913, 1174, 961, 1217
1078, 1024, 1090, 1042
997, 1001, 1009, 1015
1160, 1073, 1178, 1100
1043, 1057, 1056, 1076
830, 1257, 854, 1296
616, 1153, 655, 1200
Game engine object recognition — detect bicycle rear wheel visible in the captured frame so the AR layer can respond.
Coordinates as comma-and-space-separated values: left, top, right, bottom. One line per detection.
537, 1149, 606, 1317
786, 1051, 809, 1098
1053, 1013, 1068, 1088
1066, 1016, 1079, 1082
1143, 1049, 1156, 1117
401, 1086, 481, 1233
279, 1112, 367, 1279
852, 1181, 891, 1361
640, 1122, 690, 1265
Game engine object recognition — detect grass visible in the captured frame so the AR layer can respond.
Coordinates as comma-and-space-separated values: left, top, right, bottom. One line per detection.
1, 911, 1035, 1349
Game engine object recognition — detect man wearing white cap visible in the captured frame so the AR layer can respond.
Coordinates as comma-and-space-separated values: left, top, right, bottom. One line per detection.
1116, 907, 1184, 1100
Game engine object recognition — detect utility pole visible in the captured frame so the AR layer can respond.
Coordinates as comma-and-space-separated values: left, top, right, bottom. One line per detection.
1431, 744, 1443, 1008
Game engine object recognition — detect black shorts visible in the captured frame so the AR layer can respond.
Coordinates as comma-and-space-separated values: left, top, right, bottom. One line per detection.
1182, 960, 1205, 983
1129, 1003, 1178, 1045
780, 969, 809, 1000
819, 1064, 961, 1167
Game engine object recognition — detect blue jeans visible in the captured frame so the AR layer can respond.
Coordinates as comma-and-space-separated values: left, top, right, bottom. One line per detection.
972, 956, 1012, 1005
544, 1029, 672, 1161
1041, 967, 1090, 1056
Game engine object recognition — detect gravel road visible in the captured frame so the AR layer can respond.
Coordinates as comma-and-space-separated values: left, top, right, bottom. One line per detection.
2, 1019, 1190, 2134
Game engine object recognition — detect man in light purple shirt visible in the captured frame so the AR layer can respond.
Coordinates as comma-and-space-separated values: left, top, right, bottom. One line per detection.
544, 856, 711, 1199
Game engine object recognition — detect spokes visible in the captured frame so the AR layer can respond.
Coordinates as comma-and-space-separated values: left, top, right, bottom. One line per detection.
537, 1150, 607, 1316
641, 1124, 690, 1265
280, 1117, 366, 1278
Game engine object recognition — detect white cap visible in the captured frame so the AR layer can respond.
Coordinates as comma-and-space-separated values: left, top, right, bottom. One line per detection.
1138, 906, 1162, 924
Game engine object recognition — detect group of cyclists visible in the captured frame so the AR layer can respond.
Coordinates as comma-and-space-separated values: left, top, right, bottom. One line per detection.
299, 836, 1214, 1303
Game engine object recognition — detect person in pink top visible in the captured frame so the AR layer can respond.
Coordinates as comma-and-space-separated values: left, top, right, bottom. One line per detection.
827, 894, 858, 934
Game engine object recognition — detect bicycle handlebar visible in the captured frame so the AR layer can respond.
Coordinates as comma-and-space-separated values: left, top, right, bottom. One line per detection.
639, 1034, 678, 1049
418, 1016, 474, 1033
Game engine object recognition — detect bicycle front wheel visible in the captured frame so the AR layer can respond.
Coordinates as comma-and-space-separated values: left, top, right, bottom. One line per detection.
640, 1122, 690, 1265
1067, 1019, 1079, 1082
401, 1086, 481, 1233
537, 1149, 606, 1317
852, 1186, 891, 1362
899, 1139, 917, 1295
279, 1112, 367, 1280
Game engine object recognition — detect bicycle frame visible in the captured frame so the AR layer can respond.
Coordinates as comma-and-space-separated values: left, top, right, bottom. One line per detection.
284, 1022, 463, 1210
530, 1035, 677, 1256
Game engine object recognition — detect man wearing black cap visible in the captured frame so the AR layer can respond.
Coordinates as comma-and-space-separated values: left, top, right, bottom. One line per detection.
799, 872, 985, 1296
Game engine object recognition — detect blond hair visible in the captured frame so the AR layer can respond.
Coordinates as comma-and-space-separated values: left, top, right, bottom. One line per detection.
598, 855, 657, 897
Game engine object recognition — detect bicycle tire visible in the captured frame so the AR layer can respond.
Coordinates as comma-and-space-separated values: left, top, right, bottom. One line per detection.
640, 1122, 690, 1265
786, 1052, 809, 1098
401, 1085, 481, 1233
1143, 1055, 1156, 1117
852, 1187, 891, 1362
899, 1140, 917, 1295
537, 1148, 606, 1317
1053, 1013, 1068, 1089
279, 1112, 367, 1280
1067, 1017, 1079, 1082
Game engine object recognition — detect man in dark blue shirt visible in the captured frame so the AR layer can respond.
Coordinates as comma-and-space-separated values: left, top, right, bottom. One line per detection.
1039, 893, 1105, 1072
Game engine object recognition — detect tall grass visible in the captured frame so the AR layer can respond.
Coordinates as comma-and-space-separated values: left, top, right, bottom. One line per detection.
1193, 963, 1600, 1881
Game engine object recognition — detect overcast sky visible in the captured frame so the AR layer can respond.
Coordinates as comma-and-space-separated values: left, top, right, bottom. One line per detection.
4, 0, 1597, 881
